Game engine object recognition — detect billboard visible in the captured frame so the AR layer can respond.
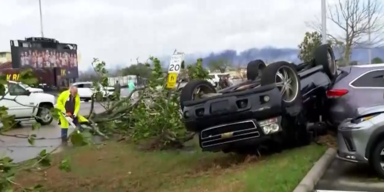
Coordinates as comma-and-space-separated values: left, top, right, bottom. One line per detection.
11, 47, 79, 78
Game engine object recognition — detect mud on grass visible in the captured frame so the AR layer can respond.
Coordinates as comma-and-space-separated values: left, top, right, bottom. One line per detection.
15, 142, 326, 192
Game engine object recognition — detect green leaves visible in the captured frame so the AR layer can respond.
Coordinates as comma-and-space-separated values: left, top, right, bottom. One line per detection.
32, 122, 41, 131
18, 68, 38, 86
28, 134, 37, 145
59, 158, 71, 172
208, 58, 231, 73
50, 108, 61, 120
70, 130, 93, 147
372, 57, 384, 64
186, 58, 209, 80
298, 31, 322, 63
37, 149, 52, 167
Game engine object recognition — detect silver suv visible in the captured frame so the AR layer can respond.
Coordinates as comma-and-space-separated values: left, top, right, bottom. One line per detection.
337, 104, 384, 177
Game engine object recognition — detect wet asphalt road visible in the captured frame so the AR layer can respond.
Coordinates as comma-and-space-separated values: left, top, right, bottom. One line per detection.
315, 157, 384, 192
0, 102, 106, 163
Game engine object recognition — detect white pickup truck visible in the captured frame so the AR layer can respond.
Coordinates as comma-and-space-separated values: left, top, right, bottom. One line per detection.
0, 81, 55, 126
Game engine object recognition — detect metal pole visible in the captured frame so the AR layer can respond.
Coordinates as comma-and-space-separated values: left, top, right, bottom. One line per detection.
368, 0, 372, 64
39, 0, 44, 37
321, 0, 327, 44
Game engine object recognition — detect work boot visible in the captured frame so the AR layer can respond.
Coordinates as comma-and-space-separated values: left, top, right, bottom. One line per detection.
61, 137, 68, 146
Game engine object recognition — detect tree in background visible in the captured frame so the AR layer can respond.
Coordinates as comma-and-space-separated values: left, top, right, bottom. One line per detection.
187, 58, 209, 80
298, 31, 322, 63
181, 61, 185, 69
208, 58, 231, 73
120, 63, 152, 78
309, 0, 384, 64
372, 57, 384, 64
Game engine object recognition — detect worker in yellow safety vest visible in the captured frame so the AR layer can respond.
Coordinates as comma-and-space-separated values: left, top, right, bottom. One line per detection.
56, 85, 82, 143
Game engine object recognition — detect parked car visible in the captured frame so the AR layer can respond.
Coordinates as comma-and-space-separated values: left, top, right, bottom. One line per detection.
18, 82, 45, 93
327, 64, 384, 127
337, 104, 384, 178
179, 44, 337, 153
0, 81, 55, 126
208, 73, 232, 87
72, 81, 115, 102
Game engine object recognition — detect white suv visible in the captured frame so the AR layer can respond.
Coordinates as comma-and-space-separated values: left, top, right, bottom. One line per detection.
72, 82, 115, 102
0, 81, 55, 126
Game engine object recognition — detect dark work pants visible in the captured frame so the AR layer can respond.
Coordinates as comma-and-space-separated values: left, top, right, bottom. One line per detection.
61, 116, 79, 141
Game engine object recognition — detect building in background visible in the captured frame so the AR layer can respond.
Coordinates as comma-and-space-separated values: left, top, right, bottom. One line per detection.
0, 37, 79, 89
0, 51, 12, 64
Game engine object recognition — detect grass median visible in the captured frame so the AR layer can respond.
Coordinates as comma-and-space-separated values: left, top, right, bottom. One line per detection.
16, 141, 326, 192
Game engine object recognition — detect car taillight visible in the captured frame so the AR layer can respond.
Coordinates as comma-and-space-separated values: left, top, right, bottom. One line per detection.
326, 89, 348, 98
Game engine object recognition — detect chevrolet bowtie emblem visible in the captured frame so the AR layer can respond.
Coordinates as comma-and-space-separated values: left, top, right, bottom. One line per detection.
221, 132, 234, 138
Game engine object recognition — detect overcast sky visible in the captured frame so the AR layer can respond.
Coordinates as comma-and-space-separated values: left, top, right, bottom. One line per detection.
0, 0, 329, 69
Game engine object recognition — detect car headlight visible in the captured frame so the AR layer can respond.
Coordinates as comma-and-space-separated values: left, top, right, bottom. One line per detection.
351, 113, 380, 124
259, 117, 280, 134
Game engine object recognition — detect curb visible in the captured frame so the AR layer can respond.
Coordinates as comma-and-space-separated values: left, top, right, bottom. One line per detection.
293, 148, 336, 192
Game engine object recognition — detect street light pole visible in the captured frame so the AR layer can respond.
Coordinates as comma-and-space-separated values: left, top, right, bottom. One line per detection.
321, 0, 327, 44
39, 0, 44, 37
368, 0, 372, 64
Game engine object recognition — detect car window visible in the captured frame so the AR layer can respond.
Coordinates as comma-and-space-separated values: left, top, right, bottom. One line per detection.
19, 82, 31, 89
209, 75, 215, 79
74, 84, 84, 88
351, 70, 384, 88
74, 83, 92, 88
8, 82, 27, 95
84, 83, 93, 88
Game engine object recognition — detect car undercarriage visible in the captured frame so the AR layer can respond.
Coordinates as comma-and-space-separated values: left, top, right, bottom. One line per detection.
180, 44, 337, 153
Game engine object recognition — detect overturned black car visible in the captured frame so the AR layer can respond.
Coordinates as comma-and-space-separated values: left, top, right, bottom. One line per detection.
179, 44, 337, 153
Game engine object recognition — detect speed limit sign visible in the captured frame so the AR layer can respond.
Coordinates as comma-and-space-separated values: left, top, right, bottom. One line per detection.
168, 53, 184, 73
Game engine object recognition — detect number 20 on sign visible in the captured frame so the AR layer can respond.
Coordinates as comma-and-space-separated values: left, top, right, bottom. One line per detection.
168, 54, 184, 73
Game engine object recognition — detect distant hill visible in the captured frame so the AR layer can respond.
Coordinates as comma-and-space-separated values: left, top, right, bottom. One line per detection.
100, 46, 384, 72
160, 46, 384, 68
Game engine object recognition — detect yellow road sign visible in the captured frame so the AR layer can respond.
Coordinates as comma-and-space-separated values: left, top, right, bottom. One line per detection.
166, 72, 178, 89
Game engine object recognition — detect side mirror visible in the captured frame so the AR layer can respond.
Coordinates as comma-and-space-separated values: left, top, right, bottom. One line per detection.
24, 90, 31, 96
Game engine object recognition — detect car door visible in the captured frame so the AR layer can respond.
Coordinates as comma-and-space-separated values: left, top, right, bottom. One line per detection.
83, 83, 94, 97
1, 82, 35, 118
349, 69, 384, 109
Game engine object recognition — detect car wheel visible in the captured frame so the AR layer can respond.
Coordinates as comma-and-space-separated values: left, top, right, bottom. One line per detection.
84, 99, 90, 102
370, 140, 384, 178
260, 61, 301, 107
180, 80, 216, 110
247, 59, 266, 80
35, 104, 53, 126
314, 44, 337, 80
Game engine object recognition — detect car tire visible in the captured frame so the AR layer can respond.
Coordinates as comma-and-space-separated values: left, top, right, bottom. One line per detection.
35, 104, 54, 126
260, 61, 301, 107
370, 140, 384, 178
84, 99, 90, 102
180, 80, 216, 110
247, 59, 266, 80
314, 44, 337, 80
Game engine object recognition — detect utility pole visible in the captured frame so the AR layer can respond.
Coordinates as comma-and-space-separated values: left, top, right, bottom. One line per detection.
368, 0, 372, 64
39, 0, 44, 37
321, 0, 327, 44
